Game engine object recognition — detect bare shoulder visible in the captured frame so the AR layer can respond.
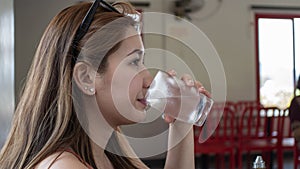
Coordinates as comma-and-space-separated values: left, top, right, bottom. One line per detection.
35, 151, 89, 169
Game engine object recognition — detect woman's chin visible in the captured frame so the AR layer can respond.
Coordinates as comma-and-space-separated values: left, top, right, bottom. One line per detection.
126, 109, 147, 124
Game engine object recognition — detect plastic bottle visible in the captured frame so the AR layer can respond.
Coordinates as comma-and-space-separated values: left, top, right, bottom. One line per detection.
253, 156, 266, 169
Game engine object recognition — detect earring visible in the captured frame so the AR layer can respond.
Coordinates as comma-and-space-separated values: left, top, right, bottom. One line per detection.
89, 88, 95, 93
84, 86, 95, 95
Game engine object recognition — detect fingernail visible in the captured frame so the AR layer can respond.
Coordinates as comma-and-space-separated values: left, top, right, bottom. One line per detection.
169, 69, 177, 76
187, 79, 194, 86
199, 87, 205, 92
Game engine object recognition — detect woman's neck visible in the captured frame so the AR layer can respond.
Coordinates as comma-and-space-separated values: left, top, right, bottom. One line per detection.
91, 141, 113, 169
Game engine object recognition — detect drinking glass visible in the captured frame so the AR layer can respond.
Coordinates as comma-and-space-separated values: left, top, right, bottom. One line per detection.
146, 70, 213, 126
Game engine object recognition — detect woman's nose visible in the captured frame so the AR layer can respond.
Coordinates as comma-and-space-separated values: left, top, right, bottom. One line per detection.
142, 69, 153, 89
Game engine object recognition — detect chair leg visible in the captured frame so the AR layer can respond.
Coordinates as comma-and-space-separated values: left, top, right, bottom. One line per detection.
230, 151, 235, 169
200, 155, 209, 169
238, 151, 243, 169
221, 154, 225, 169
246, 152, 251, 169
277, 148, 283, 169
216, 154, 223, 169
295, 146, 299, 169
261, 153, 269, 169
215, 155, 220, 169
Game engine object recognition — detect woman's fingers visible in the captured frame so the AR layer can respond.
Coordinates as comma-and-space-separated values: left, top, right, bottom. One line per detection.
199, 86, 212, 98
167, 69, 177, 76
181, 74, 194, 86
195, 81, 212, 98
163, 114, 176, 123
194, 80, 203, 89
181, 73, 212, 98
162, 70, 212, 124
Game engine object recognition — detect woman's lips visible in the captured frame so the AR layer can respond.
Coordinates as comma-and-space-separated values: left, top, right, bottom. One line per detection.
137, 98, 147, 107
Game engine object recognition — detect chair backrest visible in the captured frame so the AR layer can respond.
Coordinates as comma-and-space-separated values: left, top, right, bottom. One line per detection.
238, 105, 282, 141
196, 104, 236, 143
235, 100, 261, 115
212, 101, 236, 110
280, 108, 293, 139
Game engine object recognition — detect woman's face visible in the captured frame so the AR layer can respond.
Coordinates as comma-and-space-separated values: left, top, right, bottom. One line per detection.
95, 28, 152, 128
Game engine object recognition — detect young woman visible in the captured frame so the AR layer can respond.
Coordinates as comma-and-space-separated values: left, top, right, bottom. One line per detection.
0, 1, 208, 168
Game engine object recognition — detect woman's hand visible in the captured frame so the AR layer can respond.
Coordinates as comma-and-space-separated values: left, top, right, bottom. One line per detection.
163, 69, 211, 124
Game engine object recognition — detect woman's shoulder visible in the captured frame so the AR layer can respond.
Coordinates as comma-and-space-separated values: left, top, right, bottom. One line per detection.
35, 151, 91, 169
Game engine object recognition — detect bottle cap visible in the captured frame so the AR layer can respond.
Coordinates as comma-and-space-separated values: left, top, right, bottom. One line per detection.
253, 156, 266, 168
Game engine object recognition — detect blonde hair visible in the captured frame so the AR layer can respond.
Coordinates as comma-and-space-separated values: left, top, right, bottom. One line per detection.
0, 2, 144, 169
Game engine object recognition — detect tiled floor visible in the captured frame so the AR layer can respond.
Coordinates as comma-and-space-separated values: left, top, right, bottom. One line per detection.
142, 151, 294, 169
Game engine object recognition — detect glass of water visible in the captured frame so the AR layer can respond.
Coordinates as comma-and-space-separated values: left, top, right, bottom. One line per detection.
146, 70, 213, 126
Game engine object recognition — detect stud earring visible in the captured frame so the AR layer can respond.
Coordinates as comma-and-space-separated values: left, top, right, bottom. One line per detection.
84, 86, 94, 95
89, 88, 95, 93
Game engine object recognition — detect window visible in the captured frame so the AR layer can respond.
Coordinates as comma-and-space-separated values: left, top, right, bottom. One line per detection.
255, 14, 300, 109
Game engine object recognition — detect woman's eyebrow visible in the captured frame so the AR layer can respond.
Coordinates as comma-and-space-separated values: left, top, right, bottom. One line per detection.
126, 49, 144, 56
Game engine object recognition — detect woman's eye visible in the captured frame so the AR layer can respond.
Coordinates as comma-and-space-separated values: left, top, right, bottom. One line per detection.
130, 58, 141, 66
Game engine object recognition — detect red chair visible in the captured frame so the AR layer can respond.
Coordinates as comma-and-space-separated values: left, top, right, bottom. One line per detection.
294, 140, 300, 169
236, 106, 282, 169
277, 108, 295, 169
235, 101, 262, 138
235, 100, 261, 114
194, 104, 236, 169
213, 101, 236, 110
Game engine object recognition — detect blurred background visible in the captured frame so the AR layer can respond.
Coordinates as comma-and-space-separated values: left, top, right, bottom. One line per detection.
1, 0, 300, 168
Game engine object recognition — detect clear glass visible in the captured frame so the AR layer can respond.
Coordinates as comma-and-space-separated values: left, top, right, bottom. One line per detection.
146, 70, 213, 126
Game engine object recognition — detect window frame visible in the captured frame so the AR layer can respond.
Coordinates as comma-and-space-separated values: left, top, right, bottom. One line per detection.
255, 13, 300, 105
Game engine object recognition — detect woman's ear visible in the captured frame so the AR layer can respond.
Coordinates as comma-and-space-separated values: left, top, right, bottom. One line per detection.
73, 62, 96, 95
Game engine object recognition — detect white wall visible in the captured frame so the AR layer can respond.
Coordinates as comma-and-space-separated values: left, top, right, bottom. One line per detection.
158, 0, 300, 101
194, 0, 300, 101
14, 0, 165, 96
190, 0, 255, 101
15, 0, 300, 102
14, 0, 75, 97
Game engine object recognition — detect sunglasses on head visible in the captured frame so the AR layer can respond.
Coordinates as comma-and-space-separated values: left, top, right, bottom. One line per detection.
71, 0, 120, 65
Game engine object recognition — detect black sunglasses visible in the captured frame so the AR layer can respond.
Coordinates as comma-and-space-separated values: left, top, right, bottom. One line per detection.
71, 0, 120, 65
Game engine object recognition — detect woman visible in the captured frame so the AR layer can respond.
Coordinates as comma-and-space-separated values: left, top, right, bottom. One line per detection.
0, 1, 206, 168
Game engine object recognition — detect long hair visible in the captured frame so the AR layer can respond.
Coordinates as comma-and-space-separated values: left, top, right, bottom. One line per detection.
0, 2, 143, 169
